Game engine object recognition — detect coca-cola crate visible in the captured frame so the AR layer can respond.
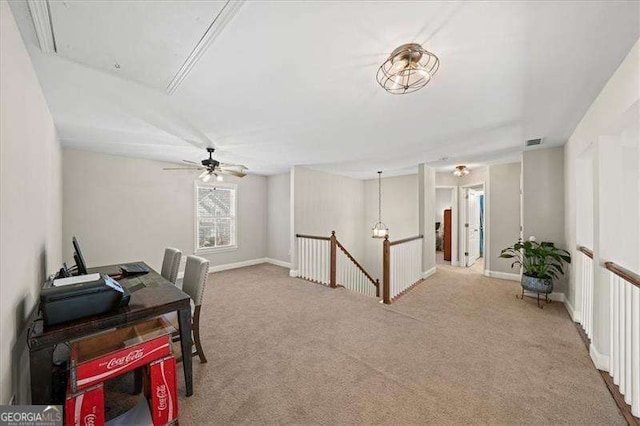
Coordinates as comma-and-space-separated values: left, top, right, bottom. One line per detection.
65, 382, 105, 426
147, 356, 178, 426
69, 317, 174, 392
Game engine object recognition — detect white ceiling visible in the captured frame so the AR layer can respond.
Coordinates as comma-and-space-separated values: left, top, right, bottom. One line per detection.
9, 1, 639, 179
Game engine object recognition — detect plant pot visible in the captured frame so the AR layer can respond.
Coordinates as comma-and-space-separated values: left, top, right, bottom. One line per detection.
521, 274, 553, 294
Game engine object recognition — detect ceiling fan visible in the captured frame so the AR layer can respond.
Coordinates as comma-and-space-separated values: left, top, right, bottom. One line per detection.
163, 148, 247, 182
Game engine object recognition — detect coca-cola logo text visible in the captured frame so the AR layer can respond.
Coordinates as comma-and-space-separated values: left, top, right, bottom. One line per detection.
84, 413, 96, 426
156, 385, 167, 411
105, 349, 144, 369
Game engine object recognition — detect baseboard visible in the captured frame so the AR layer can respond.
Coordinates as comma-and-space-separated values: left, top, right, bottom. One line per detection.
177, 257, 269, 278
421, 266, 437, 279
590, 343, 610, 372
484, 270, 520, 281
522, 291, 565, 302
564, 297, 582, 323
265, 258, 292, 269
451, 260, 460, 267
289, 269, 299, 277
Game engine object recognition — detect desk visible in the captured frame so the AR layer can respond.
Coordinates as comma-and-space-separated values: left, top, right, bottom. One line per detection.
28, 262, 194, 404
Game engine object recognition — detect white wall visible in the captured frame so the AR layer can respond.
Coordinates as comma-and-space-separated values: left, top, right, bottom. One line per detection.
0, 1, 62, 404
62, 149, 267, 272
363, 174, 418, 279
267, 173, 290, 265
419, 164, 436, 274
565, 38, 640, 360
522, 147, 566, 292
486, 162, 522, 275
291, 167, 364, 268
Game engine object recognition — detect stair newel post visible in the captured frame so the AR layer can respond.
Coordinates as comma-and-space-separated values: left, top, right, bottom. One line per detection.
383, 235, 391, 304
330, 230, 337, 288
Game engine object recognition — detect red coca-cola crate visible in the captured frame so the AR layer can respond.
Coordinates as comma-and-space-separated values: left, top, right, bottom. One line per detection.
65, 382, 105, 426
69, 317, 174, 392
148, 356, 178, 426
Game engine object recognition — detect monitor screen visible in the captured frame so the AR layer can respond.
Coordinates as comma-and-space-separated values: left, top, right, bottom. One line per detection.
72, 236, 88, 275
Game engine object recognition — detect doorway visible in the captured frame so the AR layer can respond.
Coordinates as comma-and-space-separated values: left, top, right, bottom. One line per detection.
435, 186, 457, 266
464, 184, 485, 271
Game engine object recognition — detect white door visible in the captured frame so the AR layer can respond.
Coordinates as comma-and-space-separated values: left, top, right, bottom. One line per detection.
467, 189, 480, 266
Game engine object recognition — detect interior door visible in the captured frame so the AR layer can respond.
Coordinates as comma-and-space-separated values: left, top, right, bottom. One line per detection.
467, 189, 480, 266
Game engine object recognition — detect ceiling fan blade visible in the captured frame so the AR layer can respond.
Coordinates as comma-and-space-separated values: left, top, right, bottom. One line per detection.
219, 162, 248, 169
162, 167, 204, 170
182, 160, 201, 165
217, 169, 246, 178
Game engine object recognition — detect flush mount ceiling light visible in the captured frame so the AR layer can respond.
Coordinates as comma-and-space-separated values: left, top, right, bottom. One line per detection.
453, 165, 470, 177
376, 43, 440, 95
372, 171, 389, 238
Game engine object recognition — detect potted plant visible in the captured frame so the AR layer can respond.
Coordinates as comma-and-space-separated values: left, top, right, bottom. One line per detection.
500, 237, 571, 308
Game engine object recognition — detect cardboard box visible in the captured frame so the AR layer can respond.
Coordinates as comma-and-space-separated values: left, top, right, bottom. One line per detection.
70, 318, 173, 392
148, 356, 178, 426
65, 383, 105, 426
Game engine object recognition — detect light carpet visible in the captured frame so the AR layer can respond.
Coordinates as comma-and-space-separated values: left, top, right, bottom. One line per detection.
109, 263, 623, 424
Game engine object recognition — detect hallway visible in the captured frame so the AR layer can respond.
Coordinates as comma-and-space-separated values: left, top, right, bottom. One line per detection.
174, 263, 621, 424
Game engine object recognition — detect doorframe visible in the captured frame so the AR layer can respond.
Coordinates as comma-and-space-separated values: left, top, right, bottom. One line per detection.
460, 182, 486, 270
435, 186, 458, 266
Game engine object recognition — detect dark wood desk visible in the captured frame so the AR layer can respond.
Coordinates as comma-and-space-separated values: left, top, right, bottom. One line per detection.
28, 262, 194, 404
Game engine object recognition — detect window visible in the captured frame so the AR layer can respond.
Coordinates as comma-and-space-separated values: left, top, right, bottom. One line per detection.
195, 183, 237, 252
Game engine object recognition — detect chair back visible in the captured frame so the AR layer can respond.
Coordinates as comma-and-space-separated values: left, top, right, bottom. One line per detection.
161, 247, 182, 284
182, 255, 209, 306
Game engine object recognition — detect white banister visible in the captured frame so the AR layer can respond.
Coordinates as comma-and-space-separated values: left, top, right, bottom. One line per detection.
296, 235, 330, 286
383, 236, 423, 303
607, 261, 640, 417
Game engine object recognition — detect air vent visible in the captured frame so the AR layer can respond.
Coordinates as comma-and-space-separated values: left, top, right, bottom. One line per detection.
526, 138, 542, 147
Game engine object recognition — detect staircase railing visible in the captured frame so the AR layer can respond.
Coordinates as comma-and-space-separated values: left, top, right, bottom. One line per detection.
607, 260, 640, 417
295, 231, 379, 297
382, 235, 423, 304
578, 246, 594, 340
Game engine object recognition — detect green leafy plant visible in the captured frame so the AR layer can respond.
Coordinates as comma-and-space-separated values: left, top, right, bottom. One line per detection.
500, 238, 571, 280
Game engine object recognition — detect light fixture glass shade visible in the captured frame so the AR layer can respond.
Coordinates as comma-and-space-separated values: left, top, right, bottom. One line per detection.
372, 222, 389, 239
453, 165, 470, 177
202, 173, 211, 182
377, 43, 439, 95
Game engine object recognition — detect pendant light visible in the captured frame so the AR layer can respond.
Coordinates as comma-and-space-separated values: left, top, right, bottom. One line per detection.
372, 171, 389, 238
453, 165, 470, 177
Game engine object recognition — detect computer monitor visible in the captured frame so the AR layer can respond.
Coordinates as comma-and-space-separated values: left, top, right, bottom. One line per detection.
72, 236, 88, 275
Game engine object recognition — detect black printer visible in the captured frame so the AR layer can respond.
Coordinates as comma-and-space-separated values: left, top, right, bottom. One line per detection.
40, 274, 131, 326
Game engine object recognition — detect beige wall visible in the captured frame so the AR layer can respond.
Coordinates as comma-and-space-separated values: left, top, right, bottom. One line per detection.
523, 147, 566, 292
0, 1, 62, 404
419, 164, 436, 274
267, 173, 290, 265
363, 174, 418, 279
292, 167, 364, 267
62, 149, 267, 272
486, 162, 522, 275
564, 38, 640, 358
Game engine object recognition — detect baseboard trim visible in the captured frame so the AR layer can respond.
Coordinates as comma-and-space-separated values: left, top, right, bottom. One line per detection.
289, 269, 299, 277
590, 343, 610, 372
564, 297, 581, 323
265, 258, 292, 269
421, 266, 437, 279
484, 270, 520, 281
178, 257, 270, 278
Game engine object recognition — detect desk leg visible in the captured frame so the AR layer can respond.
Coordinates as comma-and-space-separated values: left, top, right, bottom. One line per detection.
30, 346, 54, 404
177, 308, 193, 397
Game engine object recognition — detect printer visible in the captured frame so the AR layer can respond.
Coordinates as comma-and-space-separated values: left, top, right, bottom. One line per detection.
40, 274, 131, 326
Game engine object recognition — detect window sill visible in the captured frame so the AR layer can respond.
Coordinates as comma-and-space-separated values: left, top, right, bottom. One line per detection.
195, 245, 238, 255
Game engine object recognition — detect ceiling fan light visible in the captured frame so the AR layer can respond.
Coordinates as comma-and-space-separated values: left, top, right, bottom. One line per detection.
216, 174, 224, 182
202, 173, 211, 182
377, 42, 439, 95
198, 170, 208, 179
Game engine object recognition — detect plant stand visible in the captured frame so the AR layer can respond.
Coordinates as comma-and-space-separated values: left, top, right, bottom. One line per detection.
516, 287, 551, 309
